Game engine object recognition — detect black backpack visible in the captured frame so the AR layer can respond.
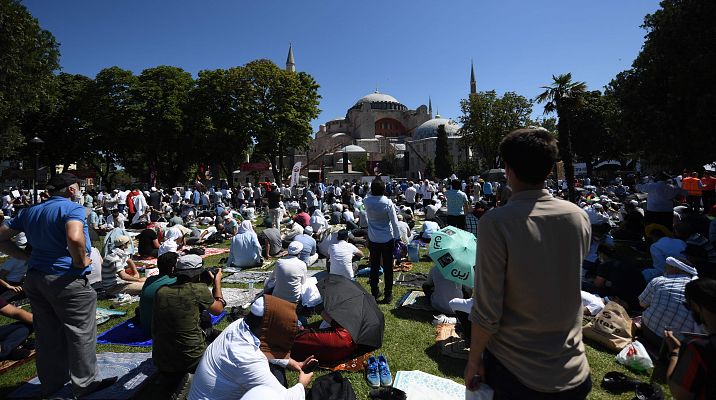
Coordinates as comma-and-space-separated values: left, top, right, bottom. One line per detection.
308, 372, 356, 400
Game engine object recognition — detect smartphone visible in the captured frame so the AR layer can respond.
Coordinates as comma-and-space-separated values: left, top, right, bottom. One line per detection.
301, 359, 319, 373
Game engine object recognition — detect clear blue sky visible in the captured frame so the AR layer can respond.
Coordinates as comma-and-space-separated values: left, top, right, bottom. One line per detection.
24, 0, 661, 131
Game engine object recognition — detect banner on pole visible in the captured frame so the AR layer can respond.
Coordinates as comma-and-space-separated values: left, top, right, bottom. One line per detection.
290, 162, 302, 187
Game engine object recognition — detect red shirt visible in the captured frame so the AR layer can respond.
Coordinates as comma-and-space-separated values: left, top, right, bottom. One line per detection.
701, 176, 716, 191
293, 212, 310, 228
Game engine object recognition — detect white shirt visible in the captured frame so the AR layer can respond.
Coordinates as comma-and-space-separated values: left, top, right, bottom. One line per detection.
117, 190, 128, 204
189, 319, 305, 400
329, 241, 360, 280
397, 221, 410, 244
264, 256, 307, 303
342, 210, 355, 223
404, 186, 417, 203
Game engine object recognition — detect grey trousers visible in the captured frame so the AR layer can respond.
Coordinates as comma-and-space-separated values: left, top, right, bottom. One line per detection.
24, 269, 99, 397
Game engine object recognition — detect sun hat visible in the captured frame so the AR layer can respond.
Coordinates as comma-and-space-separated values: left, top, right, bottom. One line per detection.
114, 235, 131, 247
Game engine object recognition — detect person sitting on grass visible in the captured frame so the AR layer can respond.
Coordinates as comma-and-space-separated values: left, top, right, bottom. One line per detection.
664, 278, 716, 400
264, 241, 307, 304
158, 226, 185, 257
137, 225, 161, 258
0, 295, 33, 360
188, 295, 315, 399
639, 256, 703, 349
589, 243, 646, 311
423, 264, 470, 316
295, 225, 318, 267
226, 221, 263, 270
281, 220, 303, 247
138, 252, 178, 336
101, 235, 146, 296
258, 227, 283, 259
291, 307, 357, 366
293, 205, 310, 228
0, 246, 29, 302
152, 255, 225, 378
643, 224, 686, 282
328, 230, 363, 280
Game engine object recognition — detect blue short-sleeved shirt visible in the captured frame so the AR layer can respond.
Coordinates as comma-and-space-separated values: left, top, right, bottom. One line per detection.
445, 189, 469, 216
8, 196, 91, 276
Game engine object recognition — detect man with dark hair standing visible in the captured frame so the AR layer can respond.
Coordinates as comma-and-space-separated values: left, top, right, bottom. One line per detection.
464, 129, 592, 399
445, 179, 471, 230
0, 173, 117, 397
364, 179, 401, 303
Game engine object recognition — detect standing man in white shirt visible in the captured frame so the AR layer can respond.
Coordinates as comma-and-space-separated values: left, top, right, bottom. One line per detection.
404, 182, 417, 211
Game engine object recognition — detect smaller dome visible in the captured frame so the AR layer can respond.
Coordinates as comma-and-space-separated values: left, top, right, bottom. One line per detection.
412, 117, 461, 140
339, 145, 367, 153
331, 133, 349, 139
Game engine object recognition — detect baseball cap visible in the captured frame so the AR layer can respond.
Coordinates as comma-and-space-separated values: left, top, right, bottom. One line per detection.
114, 235, 131, 247
287, 241, 303, 255
46, 173, 79, 191
174, 254, 205, 278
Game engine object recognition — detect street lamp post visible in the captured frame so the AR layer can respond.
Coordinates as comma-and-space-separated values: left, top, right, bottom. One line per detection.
29, 136, 44, 204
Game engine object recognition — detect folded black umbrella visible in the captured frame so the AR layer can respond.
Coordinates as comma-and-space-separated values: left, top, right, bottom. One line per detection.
316, 274, 385, 349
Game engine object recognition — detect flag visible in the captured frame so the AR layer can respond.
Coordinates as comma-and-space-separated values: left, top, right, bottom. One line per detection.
290, 162, 302, 187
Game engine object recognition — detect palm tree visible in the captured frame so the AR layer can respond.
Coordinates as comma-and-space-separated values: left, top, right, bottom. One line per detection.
535, 73, 587, 201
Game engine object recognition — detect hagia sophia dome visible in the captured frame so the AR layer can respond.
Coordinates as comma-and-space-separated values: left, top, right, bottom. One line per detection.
412, 115, 461, 140
351, 92, 408, 111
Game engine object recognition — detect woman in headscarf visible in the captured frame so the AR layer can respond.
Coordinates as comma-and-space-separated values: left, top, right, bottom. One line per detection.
158, 226, 184, 257
226, 220, 263, 269
310, 209, 329, 234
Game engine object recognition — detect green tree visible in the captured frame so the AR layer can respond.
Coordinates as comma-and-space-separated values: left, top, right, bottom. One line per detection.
459, 91, 534, 170
607, 0, 716, 169
127, 66, 195, 187
434, 124, 452, 179
424, 159, 435, 179
535, 73, 587, 201
84, 66, 139, 189
0, 0, 60, 158
569, 91, 613, 178
243, 60, 320, 181
22, 73, 93, 174
190, 67, 254, 185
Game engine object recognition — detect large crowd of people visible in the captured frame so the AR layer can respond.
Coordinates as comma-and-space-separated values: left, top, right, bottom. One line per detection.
0, 131, 714, 399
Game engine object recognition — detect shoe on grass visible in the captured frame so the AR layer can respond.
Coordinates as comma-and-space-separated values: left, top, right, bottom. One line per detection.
366, 355, 380, 388
378, 354, 392, 387
432, 314, 457, 325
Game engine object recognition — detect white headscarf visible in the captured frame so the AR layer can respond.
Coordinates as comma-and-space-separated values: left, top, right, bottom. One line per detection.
158, 227, 182, 257
237, 220, 254, 234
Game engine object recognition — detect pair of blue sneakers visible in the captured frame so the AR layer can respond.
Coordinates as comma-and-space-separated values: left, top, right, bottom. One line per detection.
366, 354, 392, 388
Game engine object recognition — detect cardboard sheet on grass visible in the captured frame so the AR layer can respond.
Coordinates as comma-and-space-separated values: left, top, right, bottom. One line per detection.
133, 247, 229, 266
393, 370, 479, 400
221, 287, 263, 307
8, 352, 155, 400
398, 290, 434, 311
435, 323, 469, 360
97, 311, 225, 347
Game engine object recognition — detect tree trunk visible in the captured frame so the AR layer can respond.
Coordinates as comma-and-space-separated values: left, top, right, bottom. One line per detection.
278, 140, 285, 183
557, 111, 576, 202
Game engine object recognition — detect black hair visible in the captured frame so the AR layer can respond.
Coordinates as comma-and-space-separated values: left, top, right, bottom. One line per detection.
157, 252, 179, 276
451, 179, 461, 190
685, 278, 716, 314
499, 128, 558, 185
337, 229, 349, 241
371, 180, 385, 196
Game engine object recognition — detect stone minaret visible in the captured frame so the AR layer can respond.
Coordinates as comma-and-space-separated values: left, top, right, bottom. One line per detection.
470, 59, 477, 95
286, 44, 296, 72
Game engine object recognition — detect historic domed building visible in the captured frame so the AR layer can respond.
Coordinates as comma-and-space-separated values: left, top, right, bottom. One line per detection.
307, 60, 479, 179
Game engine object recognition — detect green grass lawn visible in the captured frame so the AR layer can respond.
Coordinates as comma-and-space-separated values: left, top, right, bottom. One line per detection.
0, 219, 672, 399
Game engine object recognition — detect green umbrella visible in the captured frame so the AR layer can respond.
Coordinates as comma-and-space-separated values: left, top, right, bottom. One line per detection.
427, 225, 477, 288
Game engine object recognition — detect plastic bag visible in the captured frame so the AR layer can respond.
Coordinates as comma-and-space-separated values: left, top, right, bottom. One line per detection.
616, 340, 654, 371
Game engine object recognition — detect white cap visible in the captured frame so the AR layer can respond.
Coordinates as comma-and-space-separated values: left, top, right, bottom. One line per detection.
288, 241, 303, 255
665, 257, 698, 276
250, 296, 265, 317
303, 226, 314, 234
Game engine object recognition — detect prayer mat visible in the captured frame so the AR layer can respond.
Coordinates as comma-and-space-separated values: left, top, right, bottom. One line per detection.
221, 288, 263, 308
394, 272, 427, 288
325, 351, 373, 372
222, 270, 272, 284
392, 262, 413, 272
392, 370, 468, 400
97, 311, 226, 347
398, 290, 434, 311
96, 308, 127, 325
435, 324, 469, 360
8, 352, 156, 400
133, 247, 230, 266
0, 350, 36, 374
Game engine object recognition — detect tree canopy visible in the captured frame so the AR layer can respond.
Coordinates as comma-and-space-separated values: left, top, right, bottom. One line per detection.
434, 124, 452, 179
459, 91, 533, 170
608, 0, 716, 169
0, 0, 60, 159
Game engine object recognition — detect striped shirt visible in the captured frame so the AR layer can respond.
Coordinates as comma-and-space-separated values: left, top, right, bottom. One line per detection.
101, 249, 129, 289
639, 274, 702, 338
